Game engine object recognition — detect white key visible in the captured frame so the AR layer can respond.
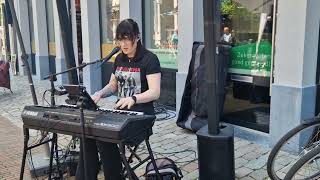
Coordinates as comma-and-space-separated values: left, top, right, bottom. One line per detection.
98, 107, 144, 115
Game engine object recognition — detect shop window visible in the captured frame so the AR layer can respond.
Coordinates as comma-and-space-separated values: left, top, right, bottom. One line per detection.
221, 0, 274, 133
45, 0, 56, 56
99, 0, 119, 59
221, 0, 273, 78
99, 0, 120, 86
144, 0, 178, 69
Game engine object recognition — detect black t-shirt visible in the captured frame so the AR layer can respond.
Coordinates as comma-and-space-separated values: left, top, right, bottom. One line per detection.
113, 42, 161, 115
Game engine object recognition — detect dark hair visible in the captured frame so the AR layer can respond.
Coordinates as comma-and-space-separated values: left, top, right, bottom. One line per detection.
116, 19, 140, 41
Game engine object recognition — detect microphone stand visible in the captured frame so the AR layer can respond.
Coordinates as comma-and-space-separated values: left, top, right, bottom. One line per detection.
44, 58, 107, 180
44, 59, 103, 81
47, 75, 64, 180
77, 88, 89, 180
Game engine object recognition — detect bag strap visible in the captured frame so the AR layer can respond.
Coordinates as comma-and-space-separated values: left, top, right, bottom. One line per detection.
176, 168, 183, 179
194, 44, 204, 72
158, 158, 184, 179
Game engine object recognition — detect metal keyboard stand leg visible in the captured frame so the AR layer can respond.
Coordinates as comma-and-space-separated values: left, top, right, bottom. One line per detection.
121, 145, 148, 178
120, 143, 139, 180
54, 134, 63, 178
48, 133, 62, 180
19, 127, 58, 180
19, 127, 30, 180
127, 145, 141, 163
145, 137, 162, 180
121, 137, 162, 180
48, 134, 55, 180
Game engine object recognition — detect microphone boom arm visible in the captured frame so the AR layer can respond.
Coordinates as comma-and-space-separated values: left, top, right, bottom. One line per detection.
44, 47, 120, 80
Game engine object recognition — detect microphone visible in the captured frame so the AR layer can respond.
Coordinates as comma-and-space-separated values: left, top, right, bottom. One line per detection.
52, 85, 68, 96
99, 46, 121, 67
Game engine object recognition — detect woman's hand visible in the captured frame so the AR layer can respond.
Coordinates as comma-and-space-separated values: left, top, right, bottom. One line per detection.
115, 97, 135, 109
91, 73, 118, 104
91, 93, 102, 104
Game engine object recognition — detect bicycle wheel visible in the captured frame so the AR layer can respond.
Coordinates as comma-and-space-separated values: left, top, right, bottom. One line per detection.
267, 118, 320, 180
284, 145, 320, 180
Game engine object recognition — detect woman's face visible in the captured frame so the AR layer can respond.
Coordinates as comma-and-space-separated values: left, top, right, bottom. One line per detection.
117, 36, 138, 58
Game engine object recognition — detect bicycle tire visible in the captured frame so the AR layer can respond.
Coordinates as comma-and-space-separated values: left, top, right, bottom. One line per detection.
284, 145, 320, 180
267, 118, 320, 180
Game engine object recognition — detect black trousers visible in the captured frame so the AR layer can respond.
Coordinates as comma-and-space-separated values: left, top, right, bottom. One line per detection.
75, 138, 124, 180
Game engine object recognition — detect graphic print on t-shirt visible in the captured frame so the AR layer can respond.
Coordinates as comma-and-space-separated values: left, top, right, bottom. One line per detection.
115, 67, 141, 98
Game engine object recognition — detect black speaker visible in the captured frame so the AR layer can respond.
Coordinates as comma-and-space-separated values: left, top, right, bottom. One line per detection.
196, 124, 235, 180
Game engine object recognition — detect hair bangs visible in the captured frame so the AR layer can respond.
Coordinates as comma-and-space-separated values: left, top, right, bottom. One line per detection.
116, 19, 140, 41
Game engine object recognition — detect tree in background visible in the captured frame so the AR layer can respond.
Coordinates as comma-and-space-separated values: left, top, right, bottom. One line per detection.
221, 0, 236, 28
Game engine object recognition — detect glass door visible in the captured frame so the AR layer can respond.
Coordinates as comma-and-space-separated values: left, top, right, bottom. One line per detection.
221, 0, 275, 133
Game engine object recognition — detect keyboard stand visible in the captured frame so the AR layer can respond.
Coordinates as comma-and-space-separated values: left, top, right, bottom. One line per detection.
48, 133, 63, 179
20, 103, 159, 179
19, 127, 62, 180
120, 137, 161, 180
20, 75, 65, 180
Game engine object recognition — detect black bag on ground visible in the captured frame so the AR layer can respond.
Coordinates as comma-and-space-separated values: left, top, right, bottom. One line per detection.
176, 42, 208, 132
176, 42, 230, 132
190, 43, 207, 117
145, 158, 183, 180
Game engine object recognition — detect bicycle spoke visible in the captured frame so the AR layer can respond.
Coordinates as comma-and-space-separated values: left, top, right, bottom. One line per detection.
267, 120, 320, 180
291, 156, 320, 179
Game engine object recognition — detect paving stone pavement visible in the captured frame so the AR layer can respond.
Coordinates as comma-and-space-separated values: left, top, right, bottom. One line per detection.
0, 115, 32, 180
0, 75, 278, 180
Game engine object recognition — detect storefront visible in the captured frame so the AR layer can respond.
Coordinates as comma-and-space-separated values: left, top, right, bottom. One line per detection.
7, 0, 277, 133
8, 0, 320, 146
98, 0, 178, 107
143, 0, 178, 107
221, 0, 274, 133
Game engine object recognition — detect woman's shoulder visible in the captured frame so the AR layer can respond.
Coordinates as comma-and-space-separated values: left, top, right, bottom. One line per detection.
114, 52, 126, 63
143, 49, 159, 61
142, 49, 161, 72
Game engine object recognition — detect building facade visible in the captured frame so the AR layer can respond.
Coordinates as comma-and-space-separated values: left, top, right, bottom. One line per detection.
4, 0, 320, 147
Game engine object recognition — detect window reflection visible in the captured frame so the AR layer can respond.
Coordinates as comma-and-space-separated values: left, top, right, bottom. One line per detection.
221, 0, 273, 77
221, 0, 274, 133
45, 0, 55, 56
100, 0, 119, 59
144, 0, 178, 69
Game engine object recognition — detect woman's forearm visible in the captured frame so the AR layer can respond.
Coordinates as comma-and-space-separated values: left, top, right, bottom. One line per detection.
96, 83, 117, 98
132, 73, 161, 103
134, 89, 160, 104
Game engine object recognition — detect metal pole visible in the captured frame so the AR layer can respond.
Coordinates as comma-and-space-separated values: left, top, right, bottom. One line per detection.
197, 1, 235, 179
7, 0, 38, 105
79, 104, 89, 180
7, 1, 40, 179
203, 0, 220, 135
55, 0, 79, 85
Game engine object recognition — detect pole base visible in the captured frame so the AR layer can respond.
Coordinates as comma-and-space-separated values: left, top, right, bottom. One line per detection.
196, 124, 235, 180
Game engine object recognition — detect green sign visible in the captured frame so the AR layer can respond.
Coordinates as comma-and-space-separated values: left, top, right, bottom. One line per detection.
229, 41, 272, 77
149, 48, 178, 69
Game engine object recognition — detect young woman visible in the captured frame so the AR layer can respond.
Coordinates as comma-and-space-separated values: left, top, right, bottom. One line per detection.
75, 19, 161, 180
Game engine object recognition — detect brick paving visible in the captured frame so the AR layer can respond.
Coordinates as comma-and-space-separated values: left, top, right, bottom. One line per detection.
0, 115, 31, 180
0, 75, 280, 180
